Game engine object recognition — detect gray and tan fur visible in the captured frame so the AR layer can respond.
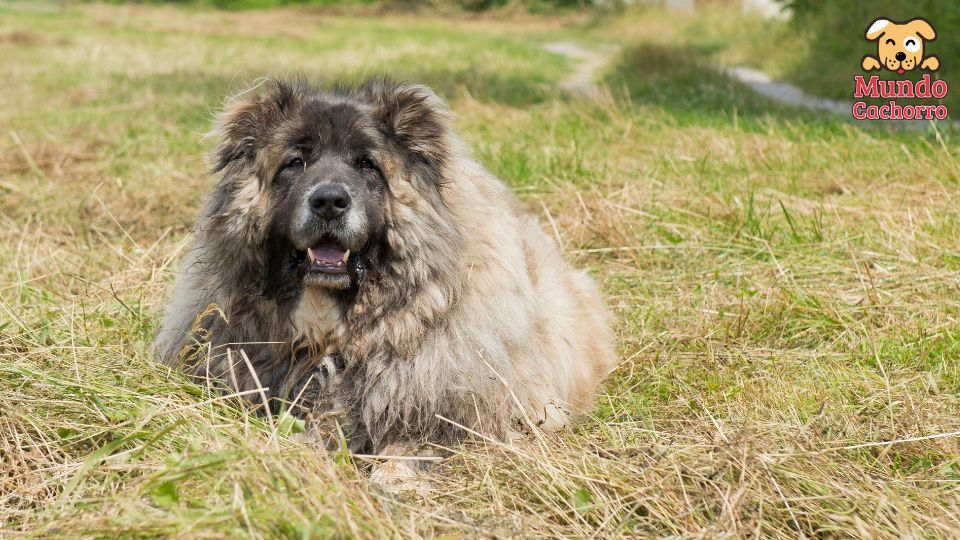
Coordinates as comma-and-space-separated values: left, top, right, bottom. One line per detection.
155, 77, 616, 456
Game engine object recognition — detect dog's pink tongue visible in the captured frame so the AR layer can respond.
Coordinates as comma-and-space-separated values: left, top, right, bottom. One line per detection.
309, 243, 346, 264
898, 68, 905, 74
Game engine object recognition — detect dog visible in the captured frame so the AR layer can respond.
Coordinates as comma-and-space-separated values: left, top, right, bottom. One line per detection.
155, 78, 616, 468
862, 17, 939, 74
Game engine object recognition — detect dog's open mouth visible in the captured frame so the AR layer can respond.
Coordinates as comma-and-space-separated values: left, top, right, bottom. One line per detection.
303, 237, 352, 289
308, 239, 350, 274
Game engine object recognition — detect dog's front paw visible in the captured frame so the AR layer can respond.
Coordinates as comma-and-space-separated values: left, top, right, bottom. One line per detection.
284, 351, 346, 411
316, 352, 345, 390
369, 443, 440, 494
862, 56, 881, 71
921, 56, 940, 71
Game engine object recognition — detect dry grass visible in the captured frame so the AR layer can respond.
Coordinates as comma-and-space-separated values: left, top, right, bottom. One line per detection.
2, 2, 960, 538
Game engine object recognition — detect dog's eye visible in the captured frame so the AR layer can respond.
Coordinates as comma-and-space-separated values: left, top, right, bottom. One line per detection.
355, 155, 376, 171
282, 157, 304, 171
904, 37, 920, 52
885, 38, 895, 45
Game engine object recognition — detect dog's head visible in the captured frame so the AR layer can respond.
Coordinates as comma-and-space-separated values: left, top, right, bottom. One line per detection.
865, 17, 936, 74
204, 78, 453, 300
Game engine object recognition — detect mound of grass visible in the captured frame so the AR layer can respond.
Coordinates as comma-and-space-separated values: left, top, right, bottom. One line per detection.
2, 3, 960, 537
604, 42, 817, 126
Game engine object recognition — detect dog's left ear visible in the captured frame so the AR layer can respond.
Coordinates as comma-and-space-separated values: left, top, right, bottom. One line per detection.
364, 81, 451, 176
906, 18, 936, 41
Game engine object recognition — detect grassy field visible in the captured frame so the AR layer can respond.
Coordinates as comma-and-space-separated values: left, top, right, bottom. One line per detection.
3, 2, 960, 538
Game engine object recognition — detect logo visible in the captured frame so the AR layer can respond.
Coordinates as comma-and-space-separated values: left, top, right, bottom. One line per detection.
861, 18, 939, 74
853, 17, 948, 120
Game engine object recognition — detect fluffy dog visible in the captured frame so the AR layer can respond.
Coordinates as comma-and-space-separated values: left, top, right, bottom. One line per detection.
862, 17, 939, 74
155, 78, 616, 458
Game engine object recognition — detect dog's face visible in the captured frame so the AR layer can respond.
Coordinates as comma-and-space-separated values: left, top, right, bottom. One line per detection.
270, 101, 389, 290
866, 18, 935, 74
208, 79, 449, 298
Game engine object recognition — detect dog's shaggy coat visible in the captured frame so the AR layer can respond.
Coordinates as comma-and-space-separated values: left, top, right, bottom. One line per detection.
156, 78, 615, 454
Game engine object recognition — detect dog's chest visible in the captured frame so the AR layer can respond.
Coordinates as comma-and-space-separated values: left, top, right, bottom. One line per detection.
291, 289, 346, 354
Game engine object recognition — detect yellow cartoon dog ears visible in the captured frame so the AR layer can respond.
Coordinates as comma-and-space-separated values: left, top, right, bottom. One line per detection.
865, 18, 890, 41
865, 17, 936, 42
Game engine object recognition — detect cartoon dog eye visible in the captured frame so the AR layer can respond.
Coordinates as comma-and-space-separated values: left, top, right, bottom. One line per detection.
885, 38, 895, 45
904, 36, 921, 52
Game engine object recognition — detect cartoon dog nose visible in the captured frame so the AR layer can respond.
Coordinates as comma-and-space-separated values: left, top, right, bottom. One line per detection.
896, 52, 906, 61
309, 184, 351, 219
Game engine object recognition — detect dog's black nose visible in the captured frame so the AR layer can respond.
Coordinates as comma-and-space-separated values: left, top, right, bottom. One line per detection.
309, 184, 351, 219
896, 52, 906, 61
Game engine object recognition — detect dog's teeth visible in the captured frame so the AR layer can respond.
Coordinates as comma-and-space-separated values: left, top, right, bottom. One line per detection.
343, 249, 350, 264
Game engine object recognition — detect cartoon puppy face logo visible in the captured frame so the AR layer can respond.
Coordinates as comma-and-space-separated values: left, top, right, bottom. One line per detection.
862, 17, 940, 74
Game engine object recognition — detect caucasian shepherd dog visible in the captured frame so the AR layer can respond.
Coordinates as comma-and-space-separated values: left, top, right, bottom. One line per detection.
156, 77, 615, 464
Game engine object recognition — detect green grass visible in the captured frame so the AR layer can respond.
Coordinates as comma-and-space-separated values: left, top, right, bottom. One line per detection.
2, 2, 960, 538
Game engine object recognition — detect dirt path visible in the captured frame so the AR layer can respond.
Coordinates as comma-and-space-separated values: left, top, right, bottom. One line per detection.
726, 66, 848, 114
544, 41, 618, 98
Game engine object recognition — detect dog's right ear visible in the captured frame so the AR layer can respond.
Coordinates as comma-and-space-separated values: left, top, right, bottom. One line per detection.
211, 79, 300, 173
865, 18, 890, 41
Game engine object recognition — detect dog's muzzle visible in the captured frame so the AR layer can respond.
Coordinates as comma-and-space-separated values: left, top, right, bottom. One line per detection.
293, 183, 366, 290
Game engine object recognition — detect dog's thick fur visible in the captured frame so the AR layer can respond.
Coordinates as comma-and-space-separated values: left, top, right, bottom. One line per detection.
155, 78, 615, 455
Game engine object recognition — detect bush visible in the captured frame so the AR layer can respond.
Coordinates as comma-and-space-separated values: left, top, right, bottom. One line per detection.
99, 0, 600, 11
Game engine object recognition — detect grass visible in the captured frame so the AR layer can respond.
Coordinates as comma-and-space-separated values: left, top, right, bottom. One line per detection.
3, 2, 960, 538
